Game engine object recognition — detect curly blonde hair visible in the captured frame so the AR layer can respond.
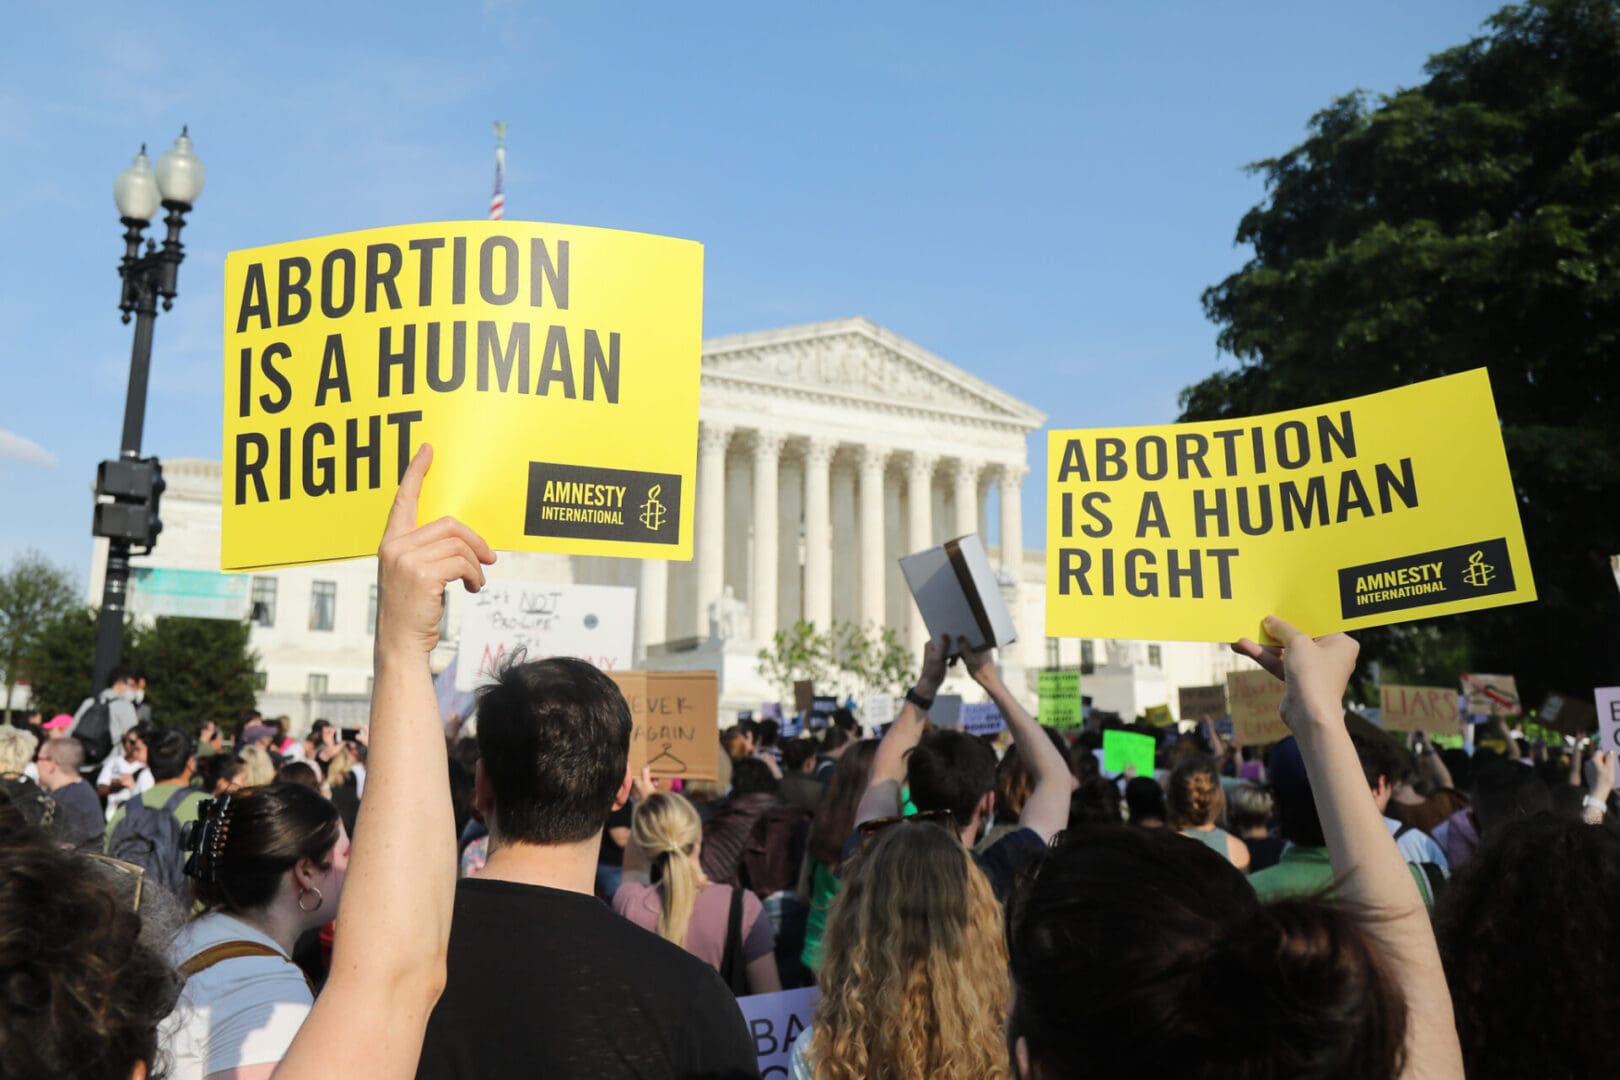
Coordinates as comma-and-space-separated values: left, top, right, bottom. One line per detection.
807, 823, 1009, 1080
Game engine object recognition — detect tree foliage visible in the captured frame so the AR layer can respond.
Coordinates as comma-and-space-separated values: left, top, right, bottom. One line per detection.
757, 620, 915, 704
0, 551, 78, 719
1184, 0, 1620, 700
21, 609, 260, 733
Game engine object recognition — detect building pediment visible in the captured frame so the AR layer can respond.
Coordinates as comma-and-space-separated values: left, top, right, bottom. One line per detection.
702, 317, 1046, 430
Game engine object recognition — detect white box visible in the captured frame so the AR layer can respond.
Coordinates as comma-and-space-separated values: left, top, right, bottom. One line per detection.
898, 533, 1018, 657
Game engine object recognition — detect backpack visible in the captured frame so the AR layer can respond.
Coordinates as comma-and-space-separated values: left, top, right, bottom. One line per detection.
1395, 821, 1448, 902
739, 804, 813, 898
107, 787, 193, 898
75, 698, 115, 767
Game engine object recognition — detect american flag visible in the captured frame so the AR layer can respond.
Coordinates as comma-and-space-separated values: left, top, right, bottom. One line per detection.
489, 121, 507, 221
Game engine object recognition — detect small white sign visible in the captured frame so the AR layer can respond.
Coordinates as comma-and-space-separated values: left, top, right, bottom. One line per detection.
961, 701, 1006, 736
455, 582, 636, 691
1596, 687, 1620, 754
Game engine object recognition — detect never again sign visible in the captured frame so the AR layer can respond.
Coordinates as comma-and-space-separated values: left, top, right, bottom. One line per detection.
1045, 370, 1535, 641
221, 220, 703, 570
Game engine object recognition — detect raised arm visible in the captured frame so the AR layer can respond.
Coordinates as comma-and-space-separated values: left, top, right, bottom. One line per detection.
961, 639, 1069, 843
1235, 616, 1463, 1080
280, 445, 496, 1080
854, 635, 947, 827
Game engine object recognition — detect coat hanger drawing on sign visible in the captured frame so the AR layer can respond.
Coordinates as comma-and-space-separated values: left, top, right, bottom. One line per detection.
647, 743, 687, 773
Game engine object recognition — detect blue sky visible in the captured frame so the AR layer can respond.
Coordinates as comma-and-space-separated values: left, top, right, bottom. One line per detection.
0, 0, 1504, 584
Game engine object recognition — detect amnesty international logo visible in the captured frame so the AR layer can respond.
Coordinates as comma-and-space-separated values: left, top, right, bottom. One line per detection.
1462, 549, 1497, 589
639, 484, 668, 533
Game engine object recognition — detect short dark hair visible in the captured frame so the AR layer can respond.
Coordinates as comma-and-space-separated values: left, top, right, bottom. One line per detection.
782, 737, 817, 772
146, 728, 194, 782
907, 730, 996, 822
757, 718, 781, 747
475, 657, 631, 845
1124, 776, 1168, 824
1351, 733, 1403, 793
820, 726, 851, 754
731, 756, 779, 795
277, 761, 322, 790
107, 665, 137, 688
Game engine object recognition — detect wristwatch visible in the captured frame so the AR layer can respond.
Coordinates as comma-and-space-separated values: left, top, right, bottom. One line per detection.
905, 687, 935, 712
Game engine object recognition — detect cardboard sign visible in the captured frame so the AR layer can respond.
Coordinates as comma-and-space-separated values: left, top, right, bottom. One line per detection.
1460, 673, 1522, 717
1178, 684, 1227, 722
961, 701, 1007, 736
1537, 692, 1596, 737
1102, 729, 1156, 777
455, 581, 635, 690
1037, 670, 1083, 730
1045, 370, 1535, 641
793, 680, 815, 715
1143, 704, 1173, 727
608, 671, 719, 780
1227, 669, 1289, 745
861, 692, 896, 728
899, 534, 1018, 655
220, 220, 703, 571
739, 986, 820, 1078
1596, 688, 1620, 753
1379, 684, 1461, 733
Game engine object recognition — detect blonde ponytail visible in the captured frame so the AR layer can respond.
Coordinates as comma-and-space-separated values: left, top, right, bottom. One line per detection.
631, 792, 706, 947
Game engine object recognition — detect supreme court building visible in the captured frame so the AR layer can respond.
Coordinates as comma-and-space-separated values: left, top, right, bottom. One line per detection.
92, 317, 1241, 727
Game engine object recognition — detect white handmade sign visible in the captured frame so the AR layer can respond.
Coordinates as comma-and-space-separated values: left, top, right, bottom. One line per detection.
1597, 687, 1620, 755
455, 581, 636, 690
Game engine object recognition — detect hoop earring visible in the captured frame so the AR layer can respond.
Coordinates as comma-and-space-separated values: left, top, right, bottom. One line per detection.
297, 886, 324, 913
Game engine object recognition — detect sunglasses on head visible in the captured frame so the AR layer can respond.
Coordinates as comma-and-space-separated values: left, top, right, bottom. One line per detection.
857, 808, 956, 847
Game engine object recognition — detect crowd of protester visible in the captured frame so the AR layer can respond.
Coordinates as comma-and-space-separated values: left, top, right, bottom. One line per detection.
3, 450, 1618, 1079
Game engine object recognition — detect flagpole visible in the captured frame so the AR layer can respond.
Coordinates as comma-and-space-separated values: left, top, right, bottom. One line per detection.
490, 121, 506, 221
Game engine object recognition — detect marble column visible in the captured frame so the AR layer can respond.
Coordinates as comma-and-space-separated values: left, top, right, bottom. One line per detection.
751, 432, 785, 642
695, 422, 732, 638
856, 446, 888, 628
906, 453, 936, 649
802, 439, 835, 629
998, 463, 1027, 664
637, 559, 667, 660
953, 458, 980, 537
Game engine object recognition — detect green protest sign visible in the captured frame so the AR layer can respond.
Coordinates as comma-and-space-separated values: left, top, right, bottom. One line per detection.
1038, 670, 1083, 730
1103, 730, 1157, 777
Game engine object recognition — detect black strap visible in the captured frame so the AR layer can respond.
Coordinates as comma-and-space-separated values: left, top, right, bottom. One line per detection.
161, 786, 193, 813
718, 885, 749, 996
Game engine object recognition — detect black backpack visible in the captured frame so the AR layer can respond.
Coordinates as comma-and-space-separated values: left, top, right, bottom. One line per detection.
75, 698, 115, 767
0, 773, 59, 836
107, 787, 193, 898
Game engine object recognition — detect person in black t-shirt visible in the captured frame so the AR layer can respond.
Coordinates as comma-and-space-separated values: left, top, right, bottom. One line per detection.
415, 657, 756, 1080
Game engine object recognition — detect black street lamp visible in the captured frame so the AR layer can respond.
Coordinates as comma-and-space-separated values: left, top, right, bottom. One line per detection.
91, 129, 206, 692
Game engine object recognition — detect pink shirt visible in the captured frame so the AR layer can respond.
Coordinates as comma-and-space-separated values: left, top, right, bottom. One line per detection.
612, 880, 775, 973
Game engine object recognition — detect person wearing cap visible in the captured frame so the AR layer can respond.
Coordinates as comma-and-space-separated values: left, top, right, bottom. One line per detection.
240, 721, 277, 751
36, 738, 104, 850
43, 713, 74, 739
1248, 735, 1440, 908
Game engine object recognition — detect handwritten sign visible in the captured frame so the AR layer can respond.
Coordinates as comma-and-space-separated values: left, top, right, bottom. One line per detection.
1102, 729, 1156, 777
455, 581, 635, 691
1045, 370, 1536, 642
1038, 670, 1083, 730
1597, 688, 1620, 753
609, 671, 720, 780
1536, 692, 1595, 737
1179, 684, 1227, 723
1143, 704, 1173, 727
739, 986, 820, 1079
960, 701, 1007, 736
1227, 669, 1288, 745
221, 220, 703, 571
1460, 673, 1521, 717
1379, 684, 1460, 733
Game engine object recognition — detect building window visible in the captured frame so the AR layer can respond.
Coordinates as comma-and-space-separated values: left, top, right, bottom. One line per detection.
1044, 637, 1060, 669
309, 581, 337, 631
367, 584, 379, 636
1147, 645, 1163, 668
306, 673, 329, 698
1080, 640, 1095, 672
251, 577, 277, 628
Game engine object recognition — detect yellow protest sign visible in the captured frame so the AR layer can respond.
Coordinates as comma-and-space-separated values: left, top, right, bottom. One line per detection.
221, 220, 702, 571
1227, 669, 1289, 745
1379, 685, 1460, 733
1045, 370, 1534, 642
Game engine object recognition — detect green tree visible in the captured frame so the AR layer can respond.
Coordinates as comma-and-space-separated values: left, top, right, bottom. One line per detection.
756, 621, 832, 704
1184, 0, 1620, 700
757, 620, 917, 704
0, 551, 78, 719
127, 617, 261, 733
18, 606, 99, 718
